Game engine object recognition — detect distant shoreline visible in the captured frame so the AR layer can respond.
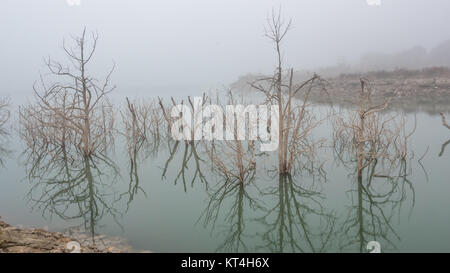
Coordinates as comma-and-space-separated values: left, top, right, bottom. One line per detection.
231, 67, 450, 114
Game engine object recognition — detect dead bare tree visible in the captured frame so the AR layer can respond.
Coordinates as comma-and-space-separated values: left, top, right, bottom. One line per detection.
0, 98, 9, 136
119, 98, 164, 209
158, 95, 209, 191
203, 91, 257, 183
249, 8, 328, 175
332, 79, 416, 174
0, 98, 11, 166
18, 29, 121, 244
20, 28, 116, 158
121, 97, 162, 160
332, 79, 416, 252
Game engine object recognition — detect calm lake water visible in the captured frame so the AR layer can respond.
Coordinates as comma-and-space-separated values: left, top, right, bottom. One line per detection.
0, 105, 449, 253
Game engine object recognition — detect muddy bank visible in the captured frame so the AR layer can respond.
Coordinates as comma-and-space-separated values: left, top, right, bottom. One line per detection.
0, 218, 139, 253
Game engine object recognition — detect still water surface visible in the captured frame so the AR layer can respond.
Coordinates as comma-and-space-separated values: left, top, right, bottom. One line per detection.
0, 108, 449, 253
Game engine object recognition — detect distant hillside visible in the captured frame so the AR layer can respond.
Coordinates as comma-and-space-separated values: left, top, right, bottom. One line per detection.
231, 40, 450, 87
359, 40, 450, 71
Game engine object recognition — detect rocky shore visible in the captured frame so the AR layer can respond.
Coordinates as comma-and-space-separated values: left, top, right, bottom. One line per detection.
0, 218, 136, 253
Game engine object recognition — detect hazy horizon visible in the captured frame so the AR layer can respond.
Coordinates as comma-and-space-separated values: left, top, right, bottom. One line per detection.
2, 0, 450, 98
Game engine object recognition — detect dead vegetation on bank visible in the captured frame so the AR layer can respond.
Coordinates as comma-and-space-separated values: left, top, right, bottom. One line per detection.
232, 67, 450, 114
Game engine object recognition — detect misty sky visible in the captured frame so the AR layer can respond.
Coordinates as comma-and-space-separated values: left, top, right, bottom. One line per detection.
1, 0, 450, 97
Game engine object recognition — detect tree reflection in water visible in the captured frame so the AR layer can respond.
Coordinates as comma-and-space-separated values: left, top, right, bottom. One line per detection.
198, 173, 260, 252
333, 79, 417, 252
119, 98, 164, 210
255, 174, 336, 253
24, 148, 120, 246
162, 140, 209, 192
198, 126, 335, 252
